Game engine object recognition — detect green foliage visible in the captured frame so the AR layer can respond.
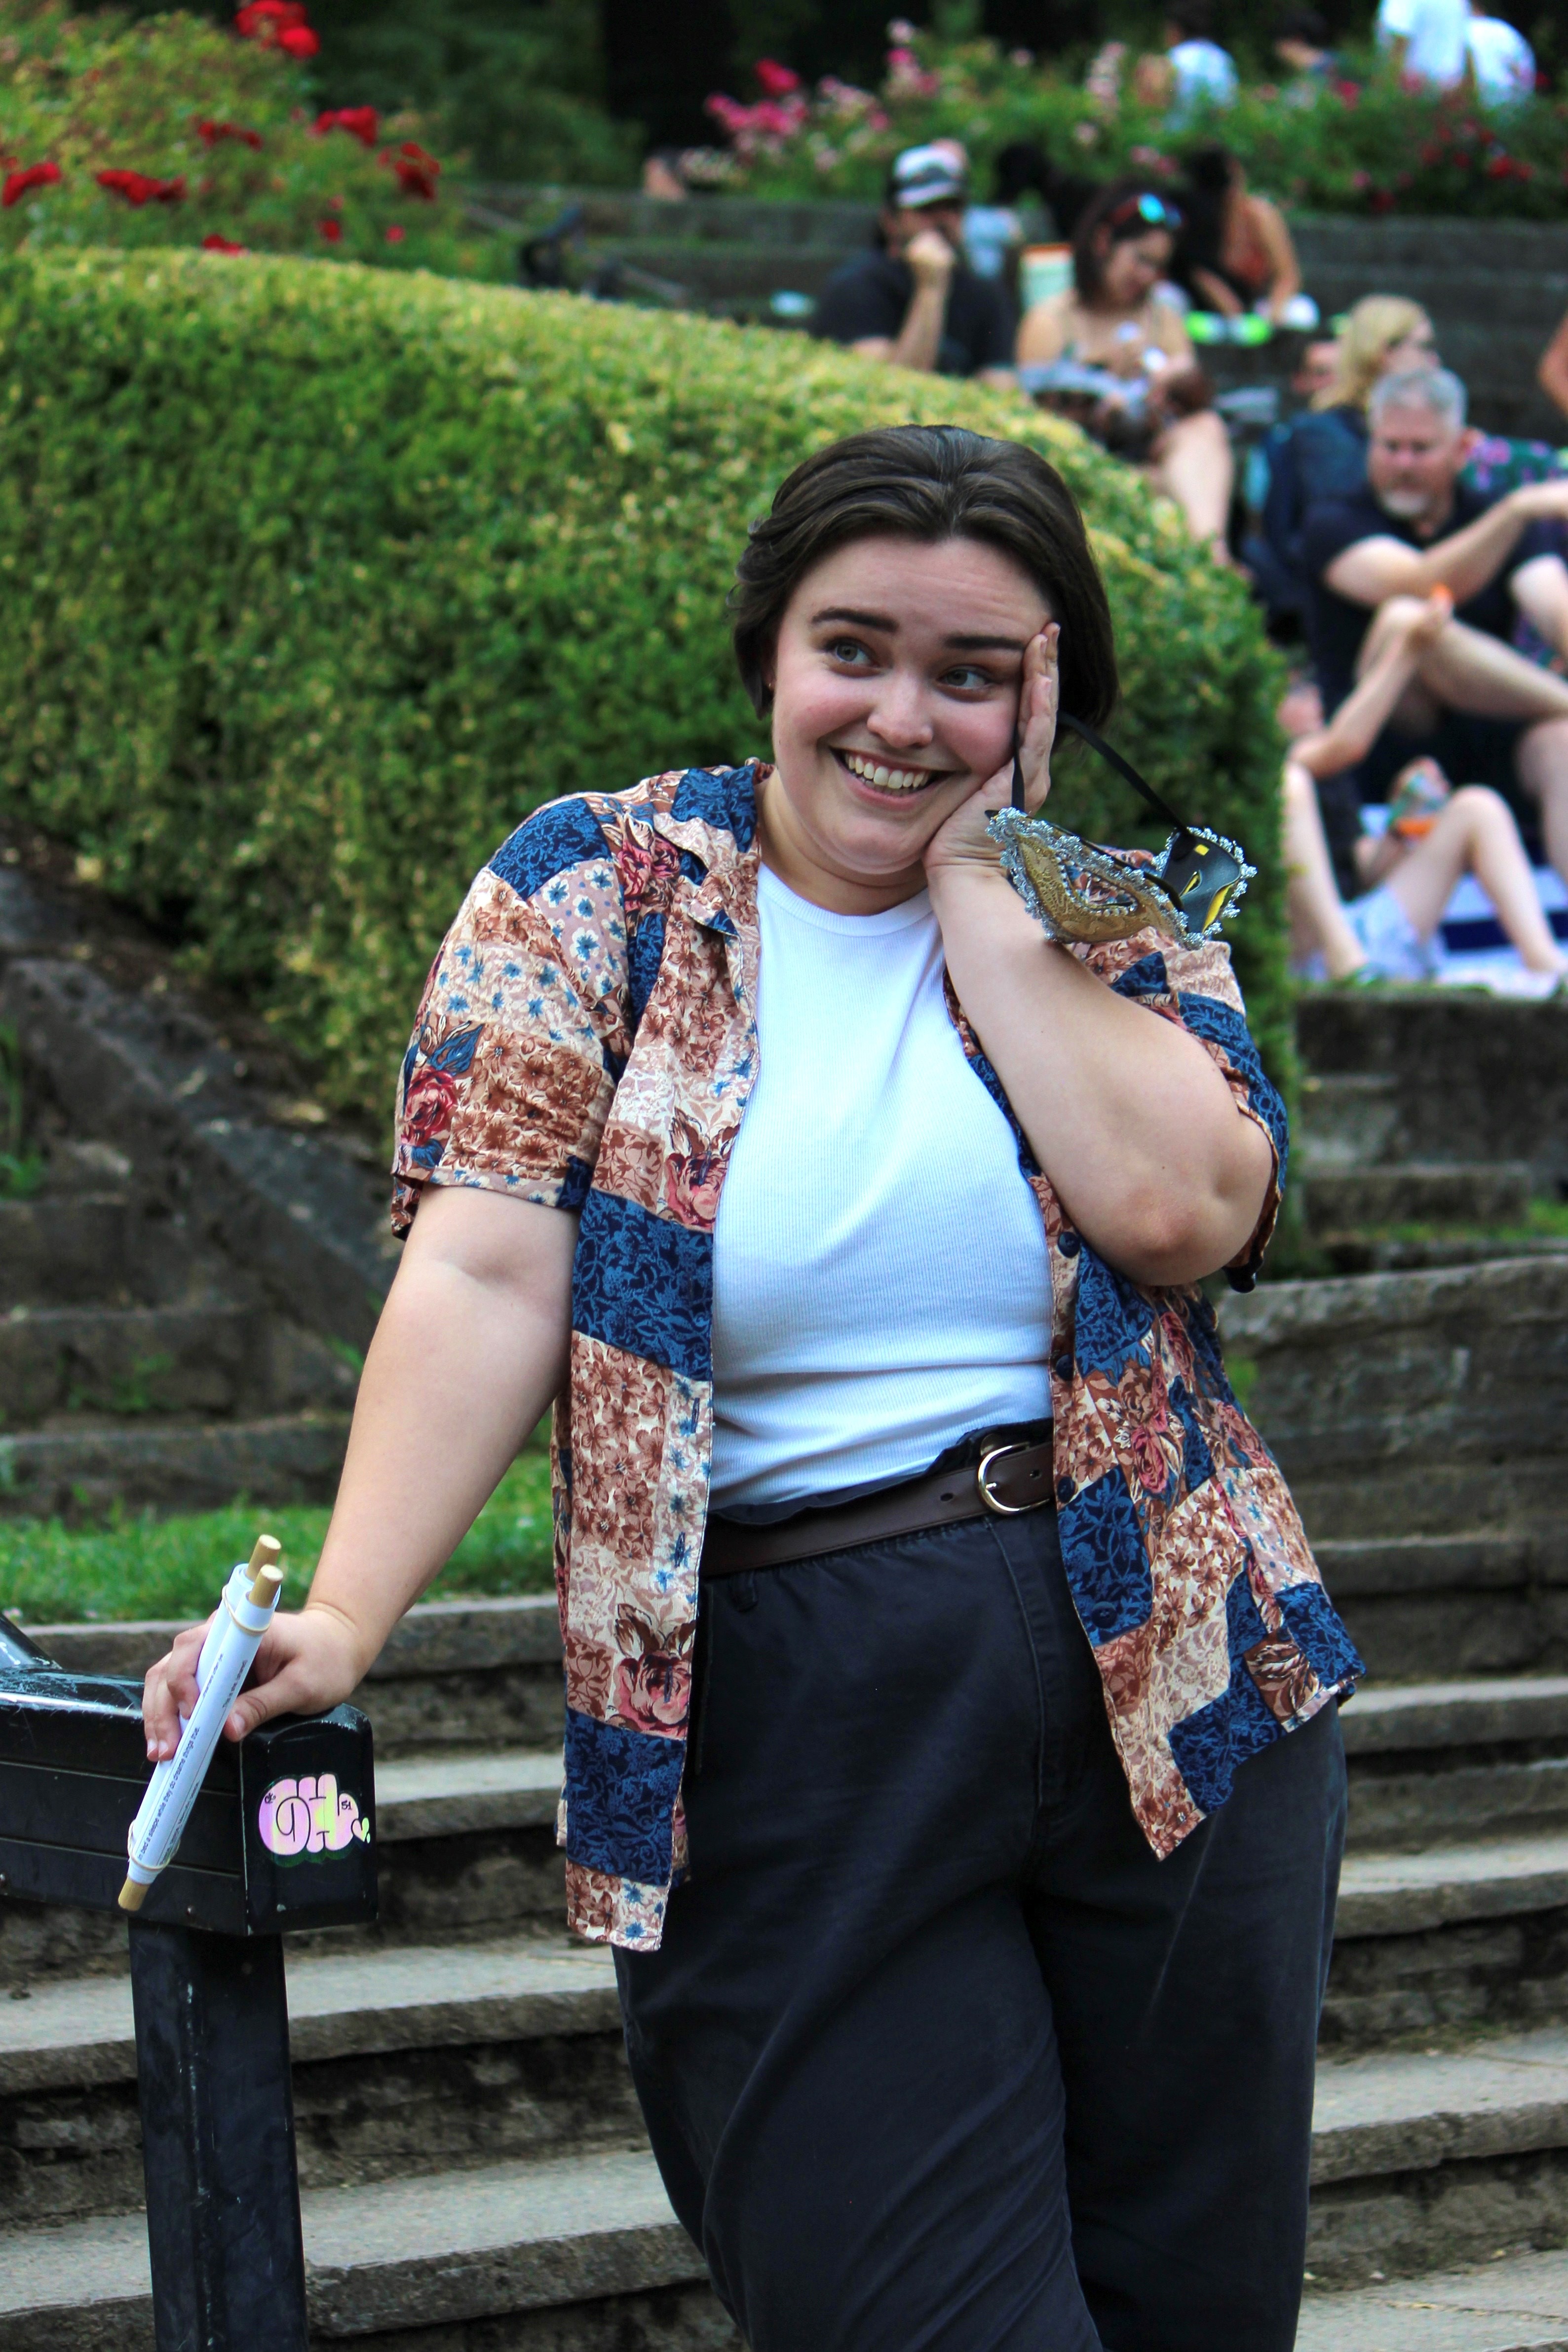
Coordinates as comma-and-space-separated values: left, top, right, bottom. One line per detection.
0, 1453, 554, 1621
0, 1019, 44, 1199
305, 0, 639, 188
0, 247, 1291, 1128
0, 2, 508, 275
708, 23, 1568, 219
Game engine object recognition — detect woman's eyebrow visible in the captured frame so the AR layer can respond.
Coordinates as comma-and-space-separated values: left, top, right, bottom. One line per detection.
810, 606, 898, 631
944, 632, 1029, 652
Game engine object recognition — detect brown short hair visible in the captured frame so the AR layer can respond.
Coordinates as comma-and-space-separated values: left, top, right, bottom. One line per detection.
729, 424, 1117, 728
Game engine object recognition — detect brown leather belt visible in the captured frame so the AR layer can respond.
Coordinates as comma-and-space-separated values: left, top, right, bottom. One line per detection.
700, 1431, 1056, 1581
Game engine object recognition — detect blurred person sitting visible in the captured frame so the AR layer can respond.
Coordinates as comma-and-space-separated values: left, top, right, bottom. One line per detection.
1466, 0, 1535, 100
1376, 0, 1474, 88
1017, 182, 1234, 558
1135, 0, 1240, 117
988, 137, 1098, 247
1273, 7, 1339, 88
1535, 307, 1568, 428
1281, 596, 1568, 983
813, 143, 1016, 385
1302, 365, 1568, 887
1257, 296, 1438, 623
1174, 144, 1309, 326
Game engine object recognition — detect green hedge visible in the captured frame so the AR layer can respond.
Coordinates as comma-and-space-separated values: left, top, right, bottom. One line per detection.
0, 249, 1289, 1125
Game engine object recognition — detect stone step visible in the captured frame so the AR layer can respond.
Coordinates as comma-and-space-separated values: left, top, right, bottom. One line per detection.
1300, 1164, 1536, 1238
1224, 1256, 1568, 1498
1309, 2026, 1568, 2290
1327, 1836, 1568, 2052
1295, 1072, 1403, 1174
0, 1195, 135, 1310
1322, 1536, 1568, 1682
0, 1411, 351, 1521
0, 1936, 631, 2229
0, 1302, 253, 1424
1341, 1682, 1568, 1851
1295, 995, 1568, 1194
0, 2145, 736, 2351
1296, 2246, 1568, 2350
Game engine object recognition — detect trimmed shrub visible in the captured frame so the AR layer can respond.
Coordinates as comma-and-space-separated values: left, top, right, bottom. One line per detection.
0, 248, 1289, 1127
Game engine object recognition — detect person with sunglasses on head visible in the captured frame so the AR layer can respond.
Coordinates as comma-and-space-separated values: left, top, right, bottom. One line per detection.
812, 142, 1017, 387
1018, 181, 1235, 562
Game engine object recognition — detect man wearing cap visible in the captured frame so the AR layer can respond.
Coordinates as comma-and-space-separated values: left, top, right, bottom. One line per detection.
812, 144, 1017, 386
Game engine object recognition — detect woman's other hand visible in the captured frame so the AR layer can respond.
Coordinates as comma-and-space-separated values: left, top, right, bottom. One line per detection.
922, 623, 1059, 879
142, 1602, 367, 1760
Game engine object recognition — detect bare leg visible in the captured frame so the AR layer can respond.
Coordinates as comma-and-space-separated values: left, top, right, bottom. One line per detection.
1282, 760, 1366, 978
1353, 598, 1568, 729
1385, 786, 1568, 974
1514, 715, 1568, 893
1148, 410, 1234, 559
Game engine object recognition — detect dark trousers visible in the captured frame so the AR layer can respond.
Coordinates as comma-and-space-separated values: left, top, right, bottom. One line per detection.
615, 1508, 1346, 2352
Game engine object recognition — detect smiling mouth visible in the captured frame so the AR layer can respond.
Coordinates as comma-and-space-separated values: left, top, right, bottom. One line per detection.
835, 748, 956, 795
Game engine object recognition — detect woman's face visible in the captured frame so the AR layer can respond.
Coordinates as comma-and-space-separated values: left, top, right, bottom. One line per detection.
1098, 228, 1172, 309
1381, 317, 1437, 377
763, 532, 1051, 907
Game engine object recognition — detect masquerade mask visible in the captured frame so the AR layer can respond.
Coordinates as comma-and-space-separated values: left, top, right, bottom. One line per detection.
987, 714, 1255, 949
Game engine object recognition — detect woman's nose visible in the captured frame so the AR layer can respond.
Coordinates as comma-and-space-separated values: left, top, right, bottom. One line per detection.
866, 675, 936, 747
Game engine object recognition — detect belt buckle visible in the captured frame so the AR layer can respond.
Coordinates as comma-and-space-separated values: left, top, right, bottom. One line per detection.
977, 1440, 1037, 1517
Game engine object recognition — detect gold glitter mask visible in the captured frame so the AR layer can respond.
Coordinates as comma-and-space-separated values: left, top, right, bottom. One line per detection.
987, 714, 1255, 951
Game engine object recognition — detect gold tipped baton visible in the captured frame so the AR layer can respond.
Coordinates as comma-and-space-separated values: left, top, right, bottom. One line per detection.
119, 1536, 284, 1913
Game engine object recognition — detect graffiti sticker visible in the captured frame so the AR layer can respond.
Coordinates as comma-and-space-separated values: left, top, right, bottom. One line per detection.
258, 1772, 371, 1861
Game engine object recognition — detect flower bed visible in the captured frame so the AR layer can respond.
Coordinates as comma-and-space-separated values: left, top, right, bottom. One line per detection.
0, 0, 504, 275
701, 22, 1568, 221
0, 248, 1291, 1121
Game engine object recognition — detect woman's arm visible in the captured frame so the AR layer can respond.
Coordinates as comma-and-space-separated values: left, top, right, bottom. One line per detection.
1250, 196, 1301, 321
1016, 292, 1071, 367
923, 630, 1274, 1287
1538, 309, 1568, 424
142, 1187, 575, 1755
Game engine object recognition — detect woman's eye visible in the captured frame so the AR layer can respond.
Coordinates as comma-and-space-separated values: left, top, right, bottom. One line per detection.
825, 638, 870, 665
943, 664, 994, 692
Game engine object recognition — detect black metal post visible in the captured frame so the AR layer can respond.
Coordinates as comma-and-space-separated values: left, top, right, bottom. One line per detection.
129, 1919, 309, 2352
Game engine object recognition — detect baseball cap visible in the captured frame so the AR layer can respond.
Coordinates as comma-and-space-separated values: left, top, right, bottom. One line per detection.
889, 143, 967, 208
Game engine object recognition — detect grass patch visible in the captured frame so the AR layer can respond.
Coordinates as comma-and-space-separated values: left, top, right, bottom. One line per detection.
0, 1455, 553, 1625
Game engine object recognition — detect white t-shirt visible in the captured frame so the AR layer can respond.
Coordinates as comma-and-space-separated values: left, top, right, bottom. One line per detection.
1468, 12, 1534, 101
1168, 38, 1239, 110
709, 867, 1053, 1510
1376, 0, 1470, 85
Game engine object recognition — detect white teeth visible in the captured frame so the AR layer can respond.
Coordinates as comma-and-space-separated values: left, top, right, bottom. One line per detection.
841, 750, 931, 792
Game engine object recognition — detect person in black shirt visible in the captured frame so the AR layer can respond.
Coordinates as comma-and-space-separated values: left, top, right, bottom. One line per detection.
1302, 365, 1568, 886
813, 143, 1017, 387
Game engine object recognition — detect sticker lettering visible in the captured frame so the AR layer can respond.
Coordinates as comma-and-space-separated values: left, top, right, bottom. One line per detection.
258, 1773, 371, 1860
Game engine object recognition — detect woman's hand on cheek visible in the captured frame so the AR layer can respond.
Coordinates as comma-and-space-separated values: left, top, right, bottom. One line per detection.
922, 624, 1060, 882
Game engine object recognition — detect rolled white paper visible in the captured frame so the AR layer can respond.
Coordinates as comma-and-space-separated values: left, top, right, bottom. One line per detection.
119, 1539, 284, 1911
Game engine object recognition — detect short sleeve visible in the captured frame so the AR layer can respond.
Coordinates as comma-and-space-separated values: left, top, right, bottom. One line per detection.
1103, 929, 1288, 1291
391, 830, 628, 1235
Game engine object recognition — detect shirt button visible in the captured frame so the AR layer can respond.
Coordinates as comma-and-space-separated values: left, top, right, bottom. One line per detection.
1057, 1476, 1075, 1504
1058, 1231, 1080, 1258
1053, 1353, 1073, 1380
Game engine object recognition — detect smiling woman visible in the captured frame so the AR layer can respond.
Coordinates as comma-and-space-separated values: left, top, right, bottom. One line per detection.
142, 424, 1359, 2352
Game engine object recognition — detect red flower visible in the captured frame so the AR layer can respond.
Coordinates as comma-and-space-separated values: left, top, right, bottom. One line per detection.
384, 223, 405, 242
235, 0, 305, 34
316, 106, 378, 146
384, 140, 439, 199
278, 25, 319, 57
401, 1066, 456, 1152
754, 56, 801, 96
318, 215, 342, 241
96, 170, 186, 206
201, 232, 248, 253
196, 119, 263, 149
1, 160, 61, 207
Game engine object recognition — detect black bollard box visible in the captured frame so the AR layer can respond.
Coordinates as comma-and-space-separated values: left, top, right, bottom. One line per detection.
0, 1610, 376, 1933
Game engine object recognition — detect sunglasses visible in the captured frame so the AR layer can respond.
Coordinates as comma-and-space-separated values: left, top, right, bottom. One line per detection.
1107, 191, 1185, 233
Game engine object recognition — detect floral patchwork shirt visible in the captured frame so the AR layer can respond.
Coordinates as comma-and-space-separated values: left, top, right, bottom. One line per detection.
392, 760, 1362, 1952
